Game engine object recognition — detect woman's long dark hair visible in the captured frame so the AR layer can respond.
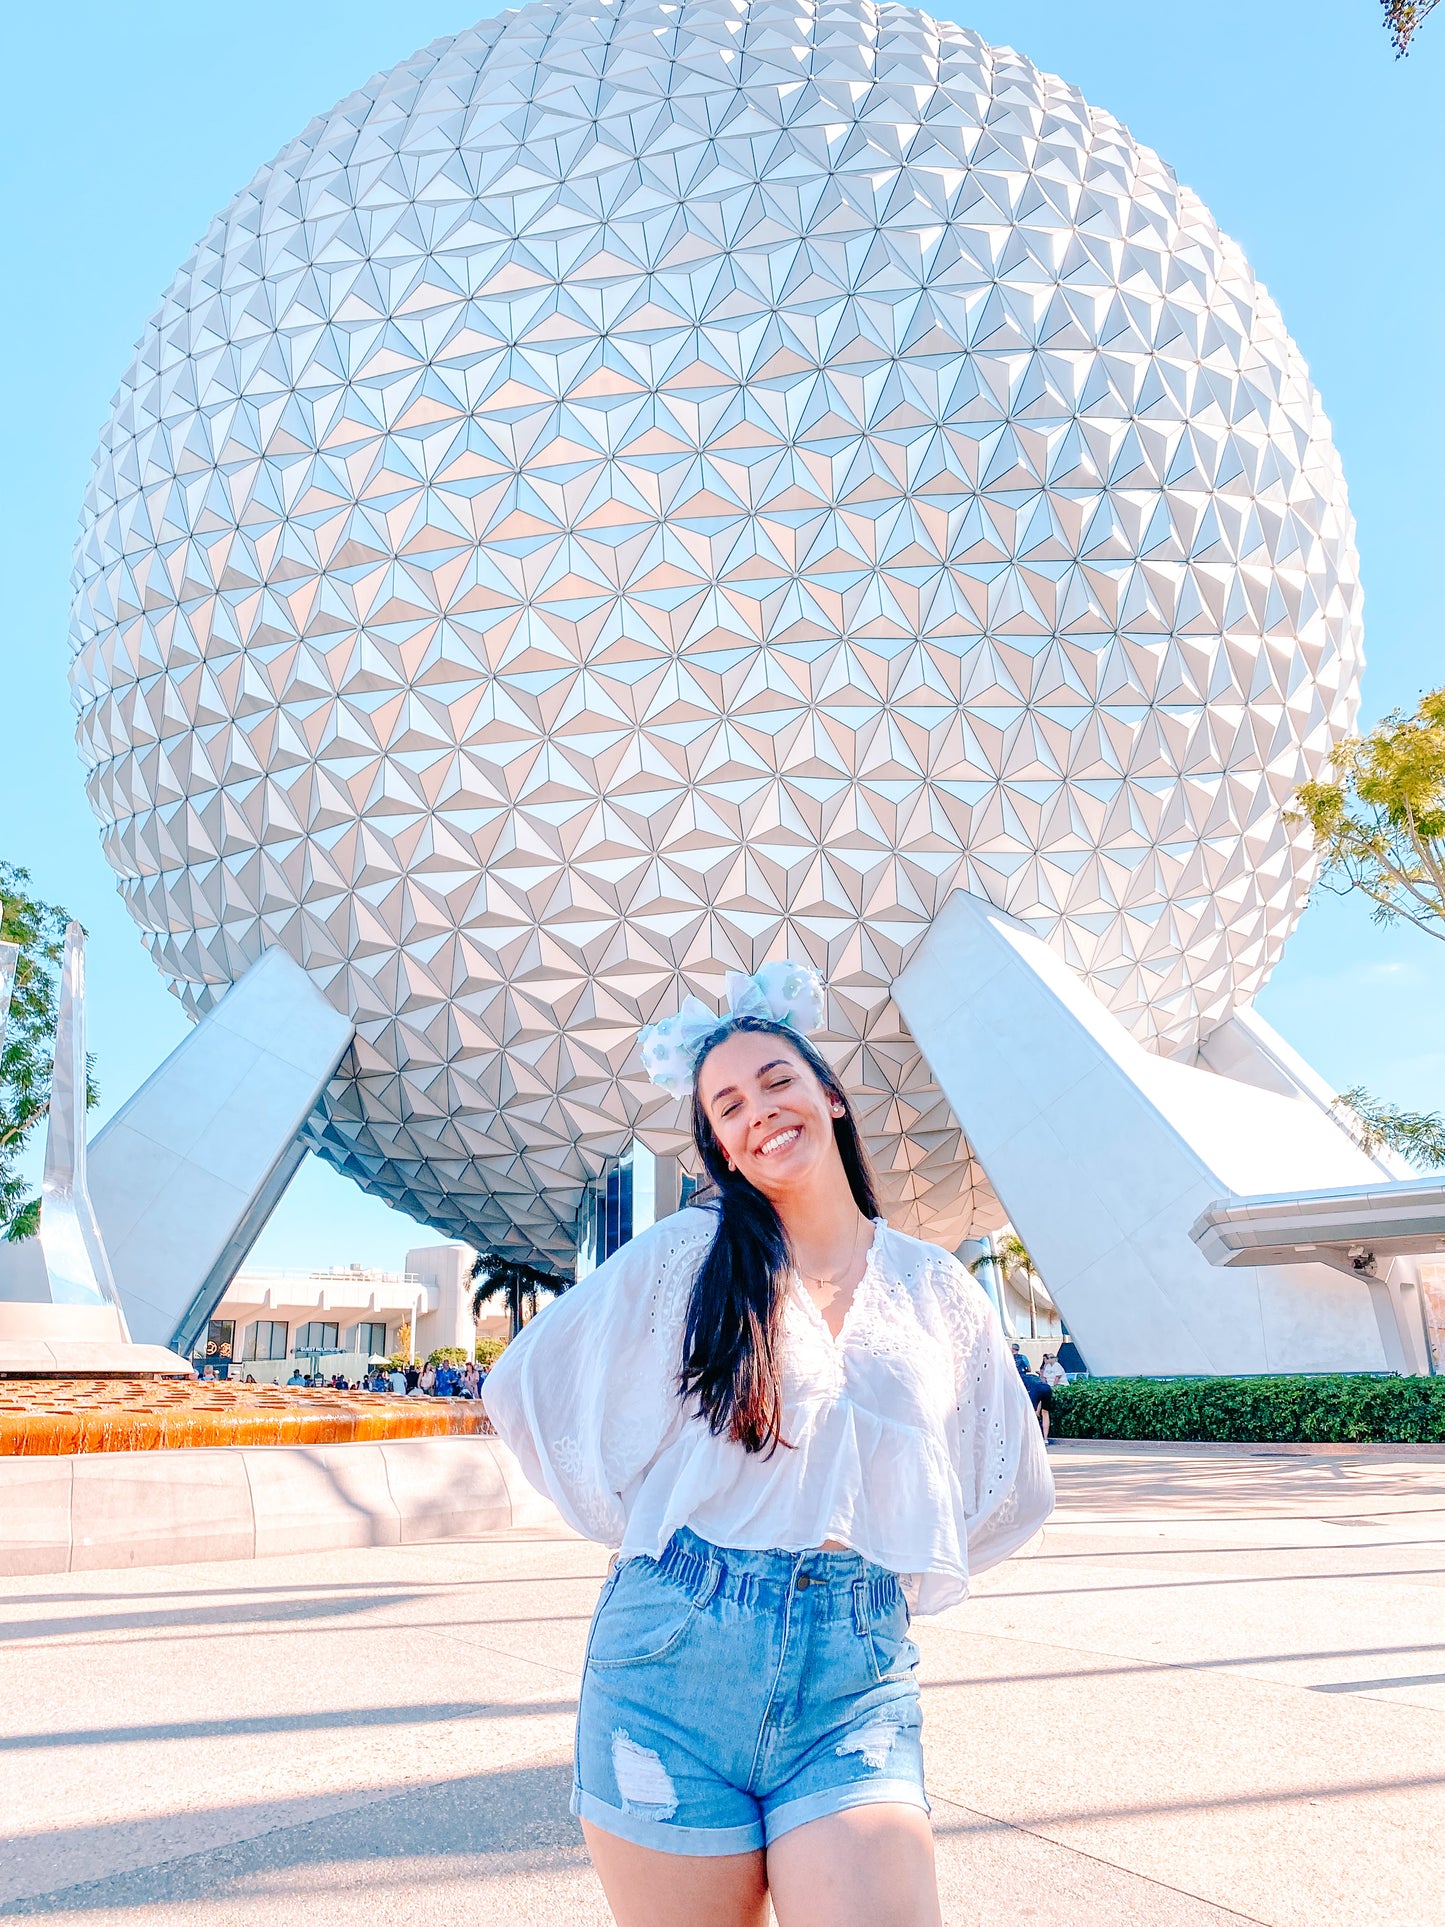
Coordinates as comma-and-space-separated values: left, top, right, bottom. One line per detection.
680, 1016, 880, 1454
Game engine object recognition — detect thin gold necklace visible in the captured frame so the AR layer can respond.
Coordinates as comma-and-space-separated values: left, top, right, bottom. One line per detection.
794, 1214, 865, 1292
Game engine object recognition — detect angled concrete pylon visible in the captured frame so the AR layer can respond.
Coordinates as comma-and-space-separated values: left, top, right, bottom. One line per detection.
0, 923, 192, 1374
894, 892, 1405, 1376
87, 948, 355, 1354
37, 924, 128, 1320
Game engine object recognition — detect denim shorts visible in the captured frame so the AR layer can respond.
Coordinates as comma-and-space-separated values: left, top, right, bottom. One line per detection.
572, 1528, 927, 1856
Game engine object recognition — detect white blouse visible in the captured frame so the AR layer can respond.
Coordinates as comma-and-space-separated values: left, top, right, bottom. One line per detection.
483, 1209, 1054, 1614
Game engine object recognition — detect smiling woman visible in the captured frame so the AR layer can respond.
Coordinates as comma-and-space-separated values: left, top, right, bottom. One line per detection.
683, 1020, 880, 1457
483, 964, 1054, 1927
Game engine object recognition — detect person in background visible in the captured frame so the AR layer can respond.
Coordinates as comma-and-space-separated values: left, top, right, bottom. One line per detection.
419, 1360, 437, 1394
463, 1358, 480, 1399
404, 1362, 421, 1394
1056, 1336, 1087, 1377
388, 1365, 407, 1395
1018, 1359, 1053, 1444
287, 1366, 304, 1388
1039, 1353, 1067, 1389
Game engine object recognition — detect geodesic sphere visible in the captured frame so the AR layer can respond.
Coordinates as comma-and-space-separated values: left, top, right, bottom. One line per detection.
70, 0, 1363, 1264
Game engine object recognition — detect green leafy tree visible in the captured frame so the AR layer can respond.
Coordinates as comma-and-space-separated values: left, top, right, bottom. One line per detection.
1384, 0, 1439, 55
0, 864, 97, 1243
470, 1250, 568, 1339
1333, 1086, 1445, 1170
1292, 687, 1445, 942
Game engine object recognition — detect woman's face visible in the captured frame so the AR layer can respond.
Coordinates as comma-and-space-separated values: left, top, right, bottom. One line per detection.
697, 1029, 846, 1203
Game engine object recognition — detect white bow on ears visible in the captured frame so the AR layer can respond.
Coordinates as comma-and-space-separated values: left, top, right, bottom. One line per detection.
637, 961, 827, 1095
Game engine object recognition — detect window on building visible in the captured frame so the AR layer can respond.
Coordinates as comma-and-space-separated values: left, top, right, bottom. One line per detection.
243, 1320, 288, 1362
354, 1321, 387, 1359
204, 1319, 234, 1362
577, 1153, 633, 1278
294, 1321, 339, 1354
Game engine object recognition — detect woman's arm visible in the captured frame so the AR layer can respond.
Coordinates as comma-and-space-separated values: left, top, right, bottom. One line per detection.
482, 1211, 714, 1542
934, 1257, 1055, 1572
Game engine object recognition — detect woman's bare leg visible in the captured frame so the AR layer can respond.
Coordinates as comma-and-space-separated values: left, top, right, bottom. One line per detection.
766, 1805, 942, 1927
581, 1821, 769, 1927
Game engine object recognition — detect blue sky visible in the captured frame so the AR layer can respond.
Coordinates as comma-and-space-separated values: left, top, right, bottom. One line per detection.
1, 1, 1441, 1269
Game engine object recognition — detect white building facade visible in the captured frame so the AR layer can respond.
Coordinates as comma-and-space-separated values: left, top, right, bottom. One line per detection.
199, 1244, 483, 1380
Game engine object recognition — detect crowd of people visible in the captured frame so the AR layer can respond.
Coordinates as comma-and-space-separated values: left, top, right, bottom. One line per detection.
273, 1358, 491, 1397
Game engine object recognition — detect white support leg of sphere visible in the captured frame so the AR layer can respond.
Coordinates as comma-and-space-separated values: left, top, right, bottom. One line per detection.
37, 924, 128, 1321
85, 946, 355, 1356
894, 891, 1414, 1376
0, 925, 192, 1374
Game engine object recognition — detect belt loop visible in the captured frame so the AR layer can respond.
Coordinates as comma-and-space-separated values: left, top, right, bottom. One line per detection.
851, 1575, 870, 1635
697, 1556, 723, 1608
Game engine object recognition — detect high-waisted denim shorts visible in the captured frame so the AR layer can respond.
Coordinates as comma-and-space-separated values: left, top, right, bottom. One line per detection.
572, 1528, 927, 1856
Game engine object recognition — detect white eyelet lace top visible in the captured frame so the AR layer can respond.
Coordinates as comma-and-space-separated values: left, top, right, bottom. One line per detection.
483, 1208, 1054, 1614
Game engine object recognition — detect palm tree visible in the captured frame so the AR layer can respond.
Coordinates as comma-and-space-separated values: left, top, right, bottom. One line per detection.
970, 1233, 1041, 1338
470, 1251, 568, 1340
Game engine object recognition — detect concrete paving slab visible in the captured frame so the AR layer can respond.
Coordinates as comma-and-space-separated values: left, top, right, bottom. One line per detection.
0, 1769, 1255, 1925
0, 1461, 71, 1578
1, 1444, 1440, 1923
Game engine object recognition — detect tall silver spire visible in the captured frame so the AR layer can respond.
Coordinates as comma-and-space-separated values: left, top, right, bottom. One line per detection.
35, 922, 128, 1327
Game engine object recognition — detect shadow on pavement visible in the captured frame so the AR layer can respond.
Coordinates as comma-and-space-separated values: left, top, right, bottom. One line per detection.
0, 1699, 578, 1751
1, 1763, 586, 1916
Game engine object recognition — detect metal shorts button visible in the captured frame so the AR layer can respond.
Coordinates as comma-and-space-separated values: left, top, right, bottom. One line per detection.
796, 1573, 812, 1590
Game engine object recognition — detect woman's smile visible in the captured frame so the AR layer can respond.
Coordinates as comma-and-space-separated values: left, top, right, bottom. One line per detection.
755, 1125, 803, 1158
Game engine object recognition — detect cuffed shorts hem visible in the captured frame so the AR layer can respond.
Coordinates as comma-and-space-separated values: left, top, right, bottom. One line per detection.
571, 1787, 763, 1857
763, 1777, 931, 1845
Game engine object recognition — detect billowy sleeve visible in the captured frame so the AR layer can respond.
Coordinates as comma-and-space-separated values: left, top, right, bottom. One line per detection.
481, 1210, 714, 1543
934, 1257, 1055, 1573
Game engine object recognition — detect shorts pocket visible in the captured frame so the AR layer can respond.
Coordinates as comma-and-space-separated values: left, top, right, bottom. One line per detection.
586, 1556, 702, 1671
858, 1587, 919, 1685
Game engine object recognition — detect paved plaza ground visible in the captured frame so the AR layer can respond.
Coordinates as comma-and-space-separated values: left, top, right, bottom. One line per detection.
1, 1440, 1441, 1925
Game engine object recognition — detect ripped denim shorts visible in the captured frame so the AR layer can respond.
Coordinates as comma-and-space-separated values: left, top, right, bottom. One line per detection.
572, 1527, 927, 1856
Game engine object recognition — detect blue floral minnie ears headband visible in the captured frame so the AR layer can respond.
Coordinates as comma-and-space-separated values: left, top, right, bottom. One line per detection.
638, 961, 826, 1095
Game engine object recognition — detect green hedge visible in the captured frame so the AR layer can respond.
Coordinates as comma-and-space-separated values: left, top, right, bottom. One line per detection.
1052, 1373, 1445, 1444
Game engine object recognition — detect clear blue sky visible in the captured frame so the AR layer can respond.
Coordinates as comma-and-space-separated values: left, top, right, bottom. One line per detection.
2, 1, 1441, 1269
